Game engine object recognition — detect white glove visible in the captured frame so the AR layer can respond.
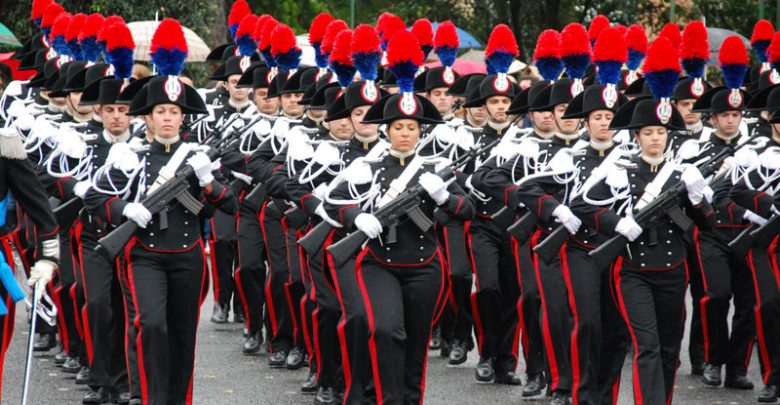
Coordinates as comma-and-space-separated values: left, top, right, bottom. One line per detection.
188, 152, 215, 187
703, 186, 714, 203
73, 180, 91, 198
28, 259, 56, 300
354, 213, 383, 239
419, 172, 450, 205
315, 204, 342, 228
743, 210, 768, 226
552, 205, 582, 234
232, 171, 253, 185
681, 166, 706, 205
615, 217, 643, 241
122, 203, 152, 228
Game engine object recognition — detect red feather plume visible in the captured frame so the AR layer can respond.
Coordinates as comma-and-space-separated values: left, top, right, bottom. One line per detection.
258, 17, 278, 51
612, 24, 627, 38
485, 24, 519, 57
65, 13, 86, 42
560, 23, 591, 57
533, 29, 560, 60
659, 23, 681, 49
752, 19, 775, 43
270, 23, 298, 57
227, 0, 251, 27
321, 19, 349, 55
351, 24, 380, 54
411, 18, 434, 48
41, 3, 65, 29
49, 12, 71, 40
625, 24, 647, 52
680, 21, 709, 60
329, 29, 354, 66
105, 21, 135, 50
252, 15, 271, 43
376, 12, 394, 37
236, 14, 258, 38
718, 36, 748, 65
642, 37, 680, 73
769, 32, 780, 64
381, 15, 406, 44
98, 15, 125, 44
588, 15, 610, 42
593, 27, 627, 62
150, 18, 188, 53
386, 29, 423, 66
78, 13, 104, 41
435, 21, 459, 49
308, 13, 335, 44
31, 0, 53, 21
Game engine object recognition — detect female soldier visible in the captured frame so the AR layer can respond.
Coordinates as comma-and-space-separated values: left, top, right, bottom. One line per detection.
324, 30, 474, 404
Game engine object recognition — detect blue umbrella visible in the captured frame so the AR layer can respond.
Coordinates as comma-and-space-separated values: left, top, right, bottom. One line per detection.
430, 22, 481, 48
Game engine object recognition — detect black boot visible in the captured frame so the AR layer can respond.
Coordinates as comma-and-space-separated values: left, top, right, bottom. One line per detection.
448, 340, 469, 365
522, 372, 546, 397
474, 357, 494, 383
269, 350, 287, 368
82, 387, 110, 404
286, 346, 306, 370
62, 357, 80, 373
301, 368, 319, 394
758, 385, 779, 403
242, 331, 262, 354
701, 363, 722, 386
75, 367, 90, 385
724, 370, 754, 390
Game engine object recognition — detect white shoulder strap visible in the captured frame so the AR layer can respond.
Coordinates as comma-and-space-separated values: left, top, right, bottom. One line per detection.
377, 156, 425, 207
147, 142, 195, 195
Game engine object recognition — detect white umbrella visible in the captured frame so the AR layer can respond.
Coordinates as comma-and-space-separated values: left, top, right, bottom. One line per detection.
127, 21, 211, 63
295, 34, 317, 67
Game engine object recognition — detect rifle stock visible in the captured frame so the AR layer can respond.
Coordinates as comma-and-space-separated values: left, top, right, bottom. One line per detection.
298, 221, 333, 256
532, 225, 569, 264
95, 220, 139, 262
506, 211, 537, 244
53, 197, 83, 226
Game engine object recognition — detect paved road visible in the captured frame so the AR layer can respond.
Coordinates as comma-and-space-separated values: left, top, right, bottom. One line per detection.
0, 291, 764, 404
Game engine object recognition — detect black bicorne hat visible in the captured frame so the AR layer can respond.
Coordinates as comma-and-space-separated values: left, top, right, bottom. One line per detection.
64, 63, 115, 94
671, 77, 711, 101
422, 66, 460, 92
128, 75, 207, 115
81, 76, 136, 106
28, 56, 66, 89
307, 82, 342, 111
529, 78, 584, 112
609, 96, 685, 131
562, 83, 627, 119
209, 55, 258, 81
236, 63, 275, 89
618, 70, 642, 91
380, 68, 398, 87
746, 81, 780, 112
325, 80, 388, 122
692, 86, 751, 113
363, 92, 444, 125
462, 74, 518, 108
623, 77, 653, 97
299, 72, 336, 105
49, 61, 89, 97
447, 73, 486, 97
280, 67, 319, 94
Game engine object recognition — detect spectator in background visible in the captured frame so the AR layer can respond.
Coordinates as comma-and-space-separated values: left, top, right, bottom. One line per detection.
518, 66, 540, 91
132, 63, 151, 80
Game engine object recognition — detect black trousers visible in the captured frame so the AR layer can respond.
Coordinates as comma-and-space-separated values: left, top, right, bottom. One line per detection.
306, 234, 341, 388
76, 226, 128, 391
260, 201, 295, 353
357, 248, 447, 405
284, 216, 307, 354
118, 247, 141, 401
208, 237, 237, 311
693, 228, 755, 374
70, 225, 89, 366
53, 225, 82, 358
531, 230, 573, 393
234, 202, 266, 335
686, 227, 705, 373
125, 238, 207, 405
467, 217, 525, 374
613, 258, 687, 405
560, 243, 627, 405
438, 222, 473, 347
748, 239, 780, 387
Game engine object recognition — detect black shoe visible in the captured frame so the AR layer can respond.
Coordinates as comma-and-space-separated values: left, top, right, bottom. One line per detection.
233, 308, 245, 324
759, 385, 779, 403
701, 363, 722, 386
210, 303, 228, 324
495, 371, 522, 385
314, 386, 337, 405
550, 391, 572, 405
128, 398, 142, 405
75, 367, 90, 384
286, 347, 307, 370
724, 373, 754, 390
62, 357, 80, 374
269, 350, 287, 368
54, 350, 68, 366
243, 331, 262, 354
301, 369, 319, 394
82, 387, 109, 404
33, 333, 56, 352
474, 357, 494, 383
522, 372, 546, 397
112, 391, 131, 405
448, 340, 468, 365
691, 361, 704, 376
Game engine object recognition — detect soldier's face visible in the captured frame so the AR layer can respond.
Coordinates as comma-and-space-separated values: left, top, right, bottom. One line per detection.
98, 104, 131, 135
384, 86, 400, 95
329, 117, 354, 140
253, 88, 279, 115
428, 88, 454, 115
485, 96, 511, 123
388, 119, 420, 153
281, 93, 304, 117
636, 126, 668, 158
711, 111, 742, 138
586, 110, 615, 142
226, 75, 249, 102
530, 111, 555, 133
554, 104, 580, 135
350, 106, 379, 137
151, 104, 184, 138
674, 99, 701, 125
68, 92, 93, 116
467, 106, 487, 126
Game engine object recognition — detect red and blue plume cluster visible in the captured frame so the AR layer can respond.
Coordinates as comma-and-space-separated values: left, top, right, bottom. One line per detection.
718, 36, 749, 90
49, 12, 72, 57
485, 24, 519, 76
533, 29, 563, 81
680, 21, 709, 79
41, 2, 65, 37
150, 18, 188, 76
329, 29, 356, 87
252, 15, 270, 61
434, 21, 459, 68
659, 23, 681, 49
98, 15, 125, 56
257, 16, 279, 67
227, 0, 251, 41
78, 13, 105, 63
351, 24, 381, 82
309, 13, 335, 69
612, 24, 627, 38
588, 15, 610, 46
235, 14, 258, 57
321, 19, 349, 62
386, 29, 424, 93
560, 23, 591, 80
768, 32, 780, 71
104, 21, 135, 80
378, 13, 406, 52
751, 20, 774, 64
271, 23, 301, 72
642, 37, 680, 99
593, 27, 627, 86
625, 24, 647, 71
31, 0, 53, 27
411, 19, 434, 61
66, 13, 87, 60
